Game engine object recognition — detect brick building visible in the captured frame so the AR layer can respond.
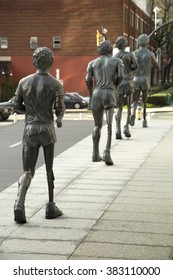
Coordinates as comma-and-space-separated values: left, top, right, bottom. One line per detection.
0, 0, 153, 100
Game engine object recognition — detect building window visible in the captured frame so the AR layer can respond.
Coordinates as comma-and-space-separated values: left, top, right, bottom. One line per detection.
135, 15, 139, 30
135, 38, 138, 49
130, 10, 135, 27
0, 37, 8, 49
30, 37, 38, 49
140, 19, 144, 33
129, 36, 134, 51
124, 5, 129, 24
53, 36, 61, 49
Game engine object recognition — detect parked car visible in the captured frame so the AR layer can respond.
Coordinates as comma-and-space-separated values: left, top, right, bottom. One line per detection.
67, 92, 89, 103
0, 96, 15, 109
68, 92, 90, 106
64, 93, 88, 109
0, 96, 25, 114
0, 106, 11, 121
0, 92, 88, 114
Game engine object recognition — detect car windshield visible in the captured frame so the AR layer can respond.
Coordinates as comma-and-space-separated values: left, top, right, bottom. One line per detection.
10, 96, 15, 102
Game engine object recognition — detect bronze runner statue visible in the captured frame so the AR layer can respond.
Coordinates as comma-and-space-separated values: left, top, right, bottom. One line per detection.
14, 47, 65, 223
130, 34, 159, 127
86, 40, 124, 165
114, 36, 138, 139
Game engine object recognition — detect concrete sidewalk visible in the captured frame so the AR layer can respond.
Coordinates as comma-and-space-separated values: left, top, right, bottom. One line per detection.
0, 112, 173, 260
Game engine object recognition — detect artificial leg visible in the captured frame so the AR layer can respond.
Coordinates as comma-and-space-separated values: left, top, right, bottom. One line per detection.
123, 94, 131, 138
115, 94, 123, 139
44, 144, 62, 219
115, 107, 122, 139
142, 90, 148, 127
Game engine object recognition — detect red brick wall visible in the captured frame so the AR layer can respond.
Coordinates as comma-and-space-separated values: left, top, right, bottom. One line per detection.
0, 0, 124, 56
11, 55, 97, 95
0, 0, 153, 96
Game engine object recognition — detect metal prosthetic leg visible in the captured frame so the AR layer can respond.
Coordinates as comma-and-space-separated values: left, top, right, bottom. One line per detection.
142, 91, 148, 127
130, 100, 138, 126
14, 171, 32, 223
45, 171, 62, 219
115, 108, 122, 139
92, 126, 102, 162
103, 123, 113, 165
123, 98, 131, 138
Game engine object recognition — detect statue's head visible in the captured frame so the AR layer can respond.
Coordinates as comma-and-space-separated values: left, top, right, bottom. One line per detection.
97, 40, 113, 55
115, 36, 128, 49
138, 34, 150, 47
32, 47, 54, 70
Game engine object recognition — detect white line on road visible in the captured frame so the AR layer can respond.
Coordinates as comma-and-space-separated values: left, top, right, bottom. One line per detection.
9, 141, 22, 148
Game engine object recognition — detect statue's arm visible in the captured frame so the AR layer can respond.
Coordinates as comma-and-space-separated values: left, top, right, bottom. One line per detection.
152, 53, 159, 69
55, 83, 65, 128
13, 80, 25, 113
115, 59, 124, 87
85, 62, 93, 97
131, 53, 139, 72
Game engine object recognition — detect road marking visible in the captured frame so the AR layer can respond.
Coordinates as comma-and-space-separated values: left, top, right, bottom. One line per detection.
9, 141, 22, 148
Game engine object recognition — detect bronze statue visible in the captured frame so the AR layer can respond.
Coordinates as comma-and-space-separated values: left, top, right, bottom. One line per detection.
130, 34, 159, 127
86, 40, 124, 165
14, 47, 65, 223
114, 36, 138, 139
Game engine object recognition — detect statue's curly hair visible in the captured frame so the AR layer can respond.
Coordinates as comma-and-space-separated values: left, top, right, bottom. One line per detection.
97, 40, 113, 55
32, 47, 54, 70
138, 34, 150, 47
115, 36, 128, 48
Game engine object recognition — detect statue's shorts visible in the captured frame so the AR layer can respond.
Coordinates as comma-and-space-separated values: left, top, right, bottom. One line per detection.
22, 123, 57, 147
133, 76, 148, 90
92, 88, 116, 111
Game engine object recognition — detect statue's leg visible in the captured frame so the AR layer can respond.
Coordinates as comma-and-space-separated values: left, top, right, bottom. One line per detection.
92, 108, 103, 162
115, 93, 123, 139
43, 144, 62, 219
142, 90, 148, 127
130, 89, 140, 126
14, 145, 39, 223
103, 107, 114, 165
123, 93, 131, 138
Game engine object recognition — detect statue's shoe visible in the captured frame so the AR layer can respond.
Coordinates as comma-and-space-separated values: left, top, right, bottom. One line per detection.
14, 202, 26, 223
103, 151, 114, 166
116, 132, 122, 139
123, 126, 131, 138
45, 202, 63, 219
92, 154, 102, 162
130, 115, 135, 126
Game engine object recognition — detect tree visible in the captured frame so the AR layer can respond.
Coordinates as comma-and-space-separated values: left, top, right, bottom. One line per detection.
147, 0, 173, 82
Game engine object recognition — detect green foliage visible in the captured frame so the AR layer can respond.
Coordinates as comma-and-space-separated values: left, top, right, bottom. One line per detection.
148, 83, 173, 95
147, 93, 172, 106
147, 84, 173, 106
123, 103, 155, 109
162, 87, 173, 99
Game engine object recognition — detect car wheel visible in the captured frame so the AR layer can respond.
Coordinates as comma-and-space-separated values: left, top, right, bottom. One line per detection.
0, 113, 3, 121
2, 116, 9, 120
74, 103, 81, 109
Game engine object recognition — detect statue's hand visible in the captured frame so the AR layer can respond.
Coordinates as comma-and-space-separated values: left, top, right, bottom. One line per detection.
56, 120, 62, 128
